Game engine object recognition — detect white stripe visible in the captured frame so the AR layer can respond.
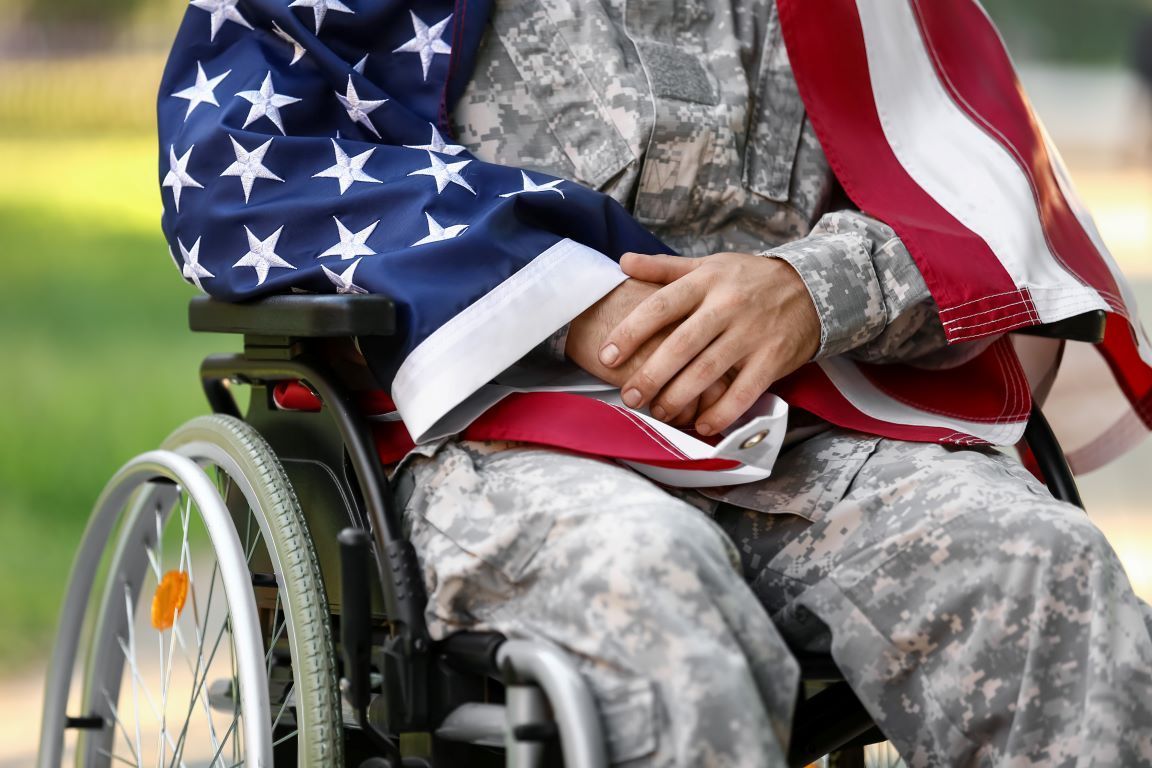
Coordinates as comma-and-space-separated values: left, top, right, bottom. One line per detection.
392, 238, 626, 442
819, 356, 1027, 445
854, 0, 1108, 323
583, 390, 789, 486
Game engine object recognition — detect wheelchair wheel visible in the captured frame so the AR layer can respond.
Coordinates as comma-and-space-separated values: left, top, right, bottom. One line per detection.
38, 415, 342, 767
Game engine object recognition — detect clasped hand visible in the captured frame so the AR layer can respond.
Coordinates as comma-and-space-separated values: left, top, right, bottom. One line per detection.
566, 251, 820, 436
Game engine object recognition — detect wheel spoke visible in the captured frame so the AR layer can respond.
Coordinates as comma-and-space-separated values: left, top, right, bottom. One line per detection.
98, 746, 141, 767
159, 611, 180, 768
206, 713, 239, 768
270, 679, 296, 743
102, 688, 140, 766
188, 566, 226, 759
123, 585, 144, 765
116, 635, 181, 756
168, 609, 231, 768
265, 595, 283, 678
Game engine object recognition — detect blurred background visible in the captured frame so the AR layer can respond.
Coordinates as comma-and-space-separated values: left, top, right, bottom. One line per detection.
0, 0, 1149, 764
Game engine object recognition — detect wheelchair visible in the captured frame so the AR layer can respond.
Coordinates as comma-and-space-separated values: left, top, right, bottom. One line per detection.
36, 293, 1105, 768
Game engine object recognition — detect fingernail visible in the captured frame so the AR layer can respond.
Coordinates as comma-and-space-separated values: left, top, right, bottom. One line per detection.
599, 343, 619, 366
651, 404, 666, 420
622, 388, 641, 408
697, 422, 713, 436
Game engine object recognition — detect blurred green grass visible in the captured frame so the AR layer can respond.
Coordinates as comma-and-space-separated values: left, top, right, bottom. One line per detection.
0, 135, 232, 669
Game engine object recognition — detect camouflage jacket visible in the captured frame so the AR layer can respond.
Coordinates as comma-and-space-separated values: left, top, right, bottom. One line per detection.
451, 0, 986, 367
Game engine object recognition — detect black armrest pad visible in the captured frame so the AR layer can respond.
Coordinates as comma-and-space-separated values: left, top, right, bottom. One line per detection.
189, 295, 396, 337
1012, 310, 1106, 344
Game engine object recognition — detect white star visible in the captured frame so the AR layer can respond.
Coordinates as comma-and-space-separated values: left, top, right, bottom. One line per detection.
272, 21, 306, 65
411, 212, 468, 246
312, 139, 382, 194
499, 171, 566, 199
236, 72, 301, 135
162, 144, 203, 212
322, 258, 369, 295
171, 62, 230, 120
233, 225, 296, 286
336, 76, 387, 138
189, 0, 252, 41
289, 0, 354, 34
176, 236, 214, 291
220, 136, 284, 203
320, 216, 379, 259
392, 11, 452, 81
404, 125, 466, 156
407, 151, 474, 195
353, 54, 368, 74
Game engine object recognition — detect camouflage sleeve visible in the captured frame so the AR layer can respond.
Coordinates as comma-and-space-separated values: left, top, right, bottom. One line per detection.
763, 214, 886, 360
763, 210, 995, 365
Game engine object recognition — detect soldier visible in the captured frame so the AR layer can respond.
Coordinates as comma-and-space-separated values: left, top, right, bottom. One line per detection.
396, 2, 1152, 764
159, 0, 1152, 764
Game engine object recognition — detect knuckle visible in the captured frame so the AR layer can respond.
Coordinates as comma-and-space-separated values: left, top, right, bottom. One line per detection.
646, 294, 669, 317
667, 332, 692, 357
694, 355, 721, 378
716, 290, 746, 312
635, 369, 660, 391
729, 383, 761, 407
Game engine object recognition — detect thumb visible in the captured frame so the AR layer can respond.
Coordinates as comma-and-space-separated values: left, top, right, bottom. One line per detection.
619, 252, 700, 284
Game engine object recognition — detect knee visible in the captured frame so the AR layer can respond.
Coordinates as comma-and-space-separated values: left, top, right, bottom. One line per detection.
941, 478, 1112, 567
942, 500, 1120, 613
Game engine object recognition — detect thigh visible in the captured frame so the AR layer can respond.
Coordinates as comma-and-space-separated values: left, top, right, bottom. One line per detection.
719, 436, 1080, 614
722, 436, 1152, 762
398, 440, 799, 764
398, 441, 743, 618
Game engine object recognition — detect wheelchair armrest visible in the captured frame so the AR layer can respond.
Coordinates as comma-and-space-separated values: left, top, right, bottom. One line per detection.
189, 295, 397, 337
1011, 310, 1106, 344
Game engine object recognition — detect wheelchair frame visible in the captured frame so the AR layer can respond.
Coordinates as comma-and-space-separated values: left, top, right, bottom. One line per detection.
41, 293, 1104, 768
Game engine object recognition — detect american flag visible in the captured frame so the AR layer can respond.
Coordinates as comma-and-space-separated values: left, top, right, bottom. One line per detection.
158, 0, 665, 375
159, 0, 1152, 483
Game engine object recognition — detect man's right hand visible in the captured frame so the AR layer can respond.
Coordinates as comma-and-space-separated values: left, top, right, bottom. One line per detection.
566, 279, 728, 428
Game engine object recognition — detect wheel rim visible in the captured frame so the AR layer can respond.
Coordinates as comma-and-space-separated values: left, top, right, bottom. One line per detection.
74, 455, 274, 768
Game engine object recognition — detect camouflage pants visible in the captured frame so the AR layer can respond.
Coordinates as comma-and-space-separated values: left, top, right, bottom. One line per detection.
397, 431, 1152, 767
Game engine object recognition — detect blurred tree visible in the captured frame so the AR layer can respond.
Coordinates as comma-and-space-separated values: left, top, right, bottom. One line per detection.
984, 0, 1151, 65
19, 0, 151, 25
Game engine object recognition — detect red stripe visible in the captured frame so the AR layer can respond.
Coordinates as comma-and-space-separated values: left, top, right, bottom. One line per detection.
276, 384, 745, 470
774, 367, 996, 445
854, 337, 1031, 425
461, 392, 742, 470
1096, 315, 1152, 430
909, 0, 1124, 314
775, 0, 1023, 339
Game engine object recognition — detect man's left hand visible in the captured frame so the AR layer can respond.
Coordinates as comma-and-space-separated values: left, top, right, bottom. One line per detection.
597, 251, 820, 435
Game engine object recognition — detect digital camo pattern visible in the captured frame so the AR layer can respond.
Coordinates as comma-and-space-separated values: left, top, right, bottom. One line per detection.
764, 210, 997, 364
700, 427, 879, 521
766, 229, 886, 360
401, 435, 1152, 767
715, 434, 1152, 767
452, 0, 833, 259
400, 442, 798, 766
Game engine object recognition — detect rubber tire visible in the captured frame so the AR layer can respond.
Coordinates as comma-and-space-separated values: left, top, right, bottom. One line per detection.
162, 414, 344, 767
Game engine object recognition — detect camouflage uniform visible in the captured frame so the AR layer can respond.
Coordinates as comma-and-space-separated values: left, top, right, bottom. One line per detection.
396, 0, 1152, 764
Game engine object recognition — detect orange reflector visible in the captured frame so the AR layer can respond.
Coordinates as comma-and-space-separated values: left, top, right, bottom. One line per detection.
151, 570, 190, 631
